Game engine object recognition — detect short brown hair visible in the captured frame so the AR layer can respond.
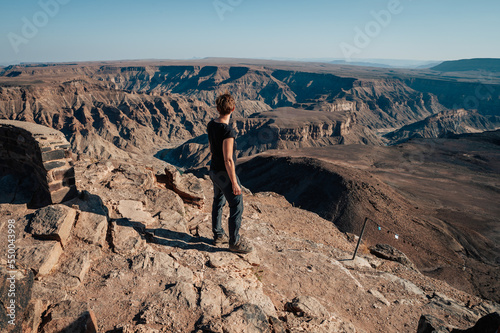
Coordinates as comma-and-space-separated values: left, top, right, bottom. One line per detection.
216, 93, 235, 115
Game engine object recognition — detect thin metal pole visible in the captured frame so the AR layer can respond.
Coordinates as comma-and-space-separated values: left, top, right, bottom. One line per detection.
352, 217, 368, 260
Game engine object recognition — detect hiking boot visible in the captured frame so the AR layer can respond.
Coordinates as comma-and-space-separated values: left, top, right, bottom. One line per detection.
214, 233, 229, 246
229, 238, 254, 254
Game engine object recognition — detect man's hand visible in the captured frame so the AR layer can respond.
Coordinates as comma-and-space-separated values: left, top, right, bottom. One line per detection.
232, 183, 242, 196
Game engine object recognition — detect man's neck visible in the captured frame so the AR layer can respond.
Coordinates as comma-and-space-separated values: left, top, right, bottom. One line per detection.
217, 114, 231, 124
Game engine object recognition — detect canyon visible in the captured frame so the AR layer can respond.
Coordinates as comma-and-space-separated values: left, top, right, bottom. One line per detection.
0, 58, 499, 332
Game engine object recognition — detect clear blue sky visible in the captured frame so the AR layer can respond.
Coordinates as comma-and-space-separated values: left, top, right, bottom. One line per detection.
1, 0, 499, 65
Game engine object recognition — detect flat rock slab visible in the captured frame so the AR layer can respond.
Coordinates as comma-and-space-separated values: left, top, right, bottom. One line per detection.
60, 250, 91, 284
145, 188, 185, 217
120, 324, 161, 333
199, 281, 225, 319
368, 288, 391, 306
220, 276, 277, 318
158, 210, 187, 233
16, 239, 63, 276
39, 300, 98, 333
208, 252, 252, 270
29, 204, 77, 247
139, 283, 200, 332
129, 247, 194, 283
130, 249, 177, 277
111, 219, 147, 256
118, 200, 155, 226
74, 211, 108, 246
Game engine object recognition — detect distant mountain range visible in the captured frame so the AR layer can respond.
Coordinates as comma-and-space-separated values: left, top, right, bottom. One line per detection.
431, 58, 500, 72
264, 57, 441, 69
329, 59, 441, 69
4, 58, 500, 71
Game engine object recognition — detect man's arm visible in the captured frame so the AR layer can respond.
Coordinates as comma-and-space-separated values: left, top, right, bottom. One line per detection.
222, 137, 241, 195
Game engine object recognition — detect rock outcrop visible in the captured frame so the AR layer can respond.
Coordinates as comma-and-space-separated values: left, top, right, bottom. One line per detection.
0, 120, 77, 207
1, 157, 498, 333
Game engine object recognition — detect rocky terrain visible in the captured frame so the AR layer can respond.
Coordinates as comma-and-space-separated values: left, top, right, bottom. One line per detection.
1, 59, 500, 332
1, 155, 499, 332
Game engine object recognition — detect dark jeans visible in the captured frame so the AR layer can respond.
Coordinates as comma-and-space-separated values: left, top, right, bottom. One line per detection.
209, 169, 243, 246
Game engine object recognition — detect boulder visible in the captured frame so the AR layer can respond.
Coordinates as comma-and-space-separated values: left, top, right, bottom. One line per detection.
74, 211, 108, 246
29, 204, 77, 247
16, 239, 63, 276
451, 312, 500, 333
107, 163, 155, 190
285, 296, 330, 320
369, 243, 416, 270
157, 165, 205, 207
417, 314, 451, 333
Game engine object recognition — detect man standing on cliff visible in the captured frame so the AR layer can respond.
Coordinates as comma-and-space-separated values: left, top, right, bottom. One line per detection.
207, 93, 253, 254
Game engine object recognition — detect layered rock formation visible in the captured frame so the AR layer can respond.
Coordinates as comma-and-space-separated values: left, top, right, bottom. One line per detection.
3, 59, 498, 169
0, 60, 456, 163
0, 120, 77, 207
158, 107, 380, 170
384, 109, 500, 144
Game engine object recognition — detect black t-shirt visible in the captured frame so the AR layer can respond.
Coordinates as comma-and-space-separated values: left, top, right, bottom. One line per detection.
207, 119, 237, 171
